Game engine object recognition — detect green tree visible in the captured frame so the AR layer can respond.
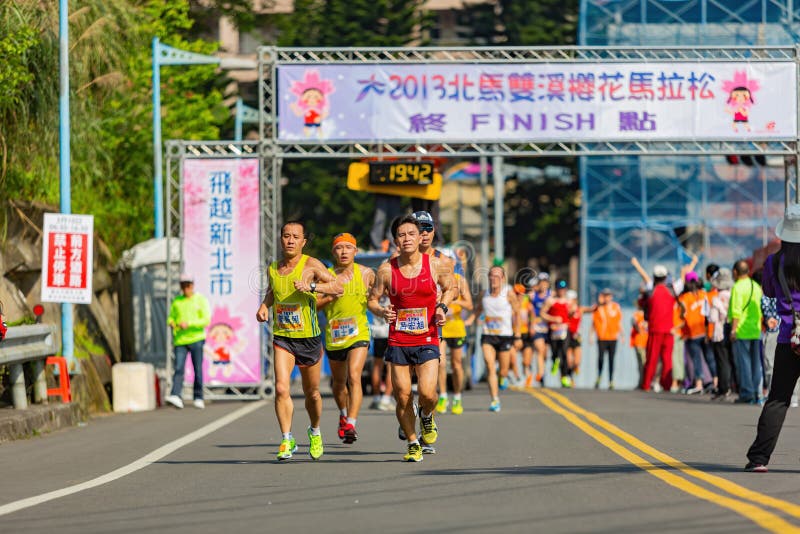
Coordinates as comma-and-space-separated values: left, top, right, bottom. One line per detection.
1, 0, 229, 254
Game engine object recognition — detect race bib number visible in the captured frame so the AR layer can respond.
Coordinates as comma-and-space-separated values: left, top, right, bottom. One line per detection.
534, 319, 549, 334
330, 317, 358, 344
485, 316, 503, 335
276, 303, 303, 331
550, 325, 568, 340
396, 308, 428, 334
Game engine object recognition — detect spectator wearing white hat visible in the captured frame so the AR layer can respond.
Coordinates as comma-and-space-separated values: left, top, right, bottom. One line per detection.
166, 273, 210, 409
746, 205, 800, 471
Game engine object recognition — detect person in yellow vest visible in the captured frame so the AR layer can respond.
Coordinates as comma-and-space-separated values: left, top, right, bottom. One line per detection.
317, 233, 375, 444
256, 221, 343, 461
166, 273, 210, 410
437, 269, 473, 415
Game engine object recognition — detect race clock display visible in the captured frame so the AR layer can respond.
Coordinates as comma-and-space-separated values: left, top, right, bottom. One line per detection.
368, 161, 434, 186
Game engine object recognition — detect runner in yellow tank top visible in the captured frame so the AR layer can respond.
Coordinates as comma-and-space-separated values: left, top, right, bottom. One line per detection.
256, 221, 343, 461
317, 233, 375, 444
438, 268, 473, 415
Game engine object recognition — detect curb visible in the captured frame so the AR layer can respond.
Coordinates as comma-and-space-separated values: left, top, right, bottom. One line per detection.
0, 403, 83, 444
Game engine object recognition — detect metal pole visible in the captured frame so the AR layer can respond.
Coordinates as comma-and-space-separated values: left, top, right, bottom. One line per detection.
153, 37, 164, 239
492, 151, 504, 264
235, 98, 243, 141
479, 156, 490, 273
59, 0, 74, 371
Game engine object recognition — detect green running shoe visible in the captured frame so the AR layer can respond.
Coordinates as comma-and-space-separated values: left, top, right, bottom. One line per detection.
435, 397, 448, 414
276, 437, 297, 460
551, 360, 560, 376
420, 413, 438, 444
404, 442, 423, 462
307, 428, 324, 460
451, 398, 464, 415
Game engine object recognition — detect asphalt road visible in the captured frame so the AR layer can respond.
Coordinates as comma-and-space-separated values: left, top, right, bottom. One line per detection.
2, 385, 800, 534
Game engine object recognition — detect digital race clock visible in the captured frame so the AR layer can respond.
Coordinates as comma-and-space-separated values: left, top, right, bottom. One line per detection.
368, 161, 434, 186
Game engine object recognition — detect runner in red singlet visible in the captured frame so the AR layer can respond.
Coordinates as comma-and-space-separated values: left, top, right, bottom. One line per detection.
368, 215, 456, 462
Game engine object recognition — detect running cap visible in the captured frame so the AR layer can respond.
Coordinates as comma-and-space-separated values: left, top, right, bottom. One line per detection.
555, 279, 568, 289
179, 273, 194, 284
776, 203, 800, 243
537, 272, 550, 281
332, 232, 357, 248
412, 211, 435, 231
653, 264, 669, 278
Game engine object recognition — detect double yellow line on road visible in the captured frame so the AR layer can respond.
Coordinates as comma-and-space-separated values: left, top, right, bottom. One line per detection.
524, 388, 800, 533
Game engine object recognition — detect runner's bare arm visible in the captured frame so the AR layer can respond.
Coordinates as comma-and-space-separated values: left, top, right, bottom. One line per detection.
294, 257, 343, 296
432, 256, 457, 308
508, 291, 523, 337
456, 276, 473, 311
256, 288, 273, 322
464, 297, 482, 327
360, 265, 376, 295
539, 297, 562, 323
367, 262, 395, 322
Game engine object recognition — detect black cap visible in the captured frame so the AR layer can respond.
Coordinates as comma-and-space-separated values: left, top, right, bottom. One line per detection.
555, 279, 568, 289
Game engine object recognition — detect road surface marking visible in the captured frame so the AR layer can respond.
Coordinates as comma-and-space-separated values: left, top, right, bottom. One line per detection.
0, 401, 267, 517
542, 389, 800, 520
527, 389, 799, 533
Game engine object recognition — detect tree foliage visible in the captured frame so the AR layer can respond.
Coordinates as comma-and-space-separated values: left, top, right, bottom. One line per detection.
1, 0, 229, 255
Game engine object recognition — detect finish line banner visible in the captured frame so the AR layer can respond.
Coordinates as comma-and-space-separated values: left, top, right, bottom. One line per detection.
276, 62, 797, 142
182, 158, 261, 386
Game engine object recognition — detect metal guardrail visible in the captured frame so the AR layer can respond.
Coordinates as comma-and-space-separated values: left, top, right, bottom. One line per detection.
0, 325, 57, 409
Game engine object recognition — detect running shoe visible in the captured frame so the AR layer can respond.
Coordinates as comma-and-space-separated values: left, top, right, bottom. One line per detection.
420, 413, 438, 444
436, 397, 448, 414
276, 437, 297, 461
489, 399, 501, 412
608, 381, 615, 391
398, 425, 407, 440
420, 437, 436, 455
337, 415, 347, 440
369, 399, 381, 410
744, 462, 768, 473
307, 428, 324, 460
561, 376, 572, 388
404, 442, 423, 462
451, 398, 464, 415
342, 423, 358, 444
378, 397, 395, 411
535, 372, 544, 386
524, 374, 533, 388
551, 360, 559, 376
499, 377, 509, 390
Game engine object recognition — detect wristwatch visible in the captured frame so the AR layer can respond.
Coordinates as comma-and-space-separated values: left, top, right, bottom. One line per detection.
309, 281, 317, 293
436, 302, 449, 315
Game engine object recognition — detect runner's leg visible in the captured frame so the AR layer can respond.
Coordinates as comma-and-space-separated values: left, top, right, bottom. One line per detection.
329, 359, 349, 413
299, 358, 322, 429
392, 364, 418, 443
483, 343, 499, 400
347, 346, 369, 420
273, 346, 296, 434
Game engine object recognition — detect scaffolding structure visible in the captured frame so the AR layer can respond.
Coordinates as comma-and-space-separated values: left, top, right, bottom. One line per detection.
579, 1, 800, 307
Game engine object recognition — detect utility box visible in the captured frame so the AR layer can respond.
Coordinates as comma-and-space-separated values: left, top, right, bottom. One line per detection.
112, 362, 156, 413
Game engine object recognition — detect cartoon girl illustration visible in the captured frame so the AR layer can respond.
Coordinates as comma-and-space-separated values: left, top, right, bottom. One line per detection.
722, 71, 760, 133
204, 306, 246, 379
289, 69, 335, 138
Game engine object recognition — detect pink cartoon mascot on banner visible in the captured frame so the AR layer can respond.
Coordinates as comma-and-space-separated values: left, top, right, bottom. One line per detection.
205, 306, 247, 379
289, 69, 335, 138
722, 70, 760, 133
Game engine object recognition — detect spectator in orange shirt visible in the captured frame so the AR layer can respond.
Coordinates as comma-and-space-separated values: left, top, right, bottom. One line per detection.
679, 271, 717, 394
630, 290, 649, 388
593, 288, 622, 389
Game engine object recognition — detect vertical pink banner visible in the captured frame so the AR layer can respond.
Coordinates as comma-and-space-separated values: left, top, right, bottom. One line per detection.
182, 159, 261, 386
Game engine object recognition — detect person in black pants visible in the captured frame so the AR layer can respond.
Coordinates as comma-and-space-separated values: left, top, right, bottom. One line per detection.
708, 268, 735, 400
746, 206, 800, 471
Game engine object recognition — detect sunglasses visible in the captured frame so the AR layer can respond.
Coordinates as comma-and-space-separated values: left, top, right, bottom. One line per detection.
420, 225, 434, 233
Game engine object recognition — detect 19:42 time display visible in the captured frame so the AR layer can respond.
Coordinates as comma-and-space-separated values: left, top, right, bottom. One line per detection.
368, 161, 434, 186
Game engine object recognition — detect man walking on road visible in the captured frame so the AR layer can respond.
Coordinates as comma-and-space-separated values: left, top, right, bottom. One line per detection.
317, 233, 375, 444
730, 259, 763, 404
368, 215, 456, 462
166, 273, 211, 410
256, 221, 343, 461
